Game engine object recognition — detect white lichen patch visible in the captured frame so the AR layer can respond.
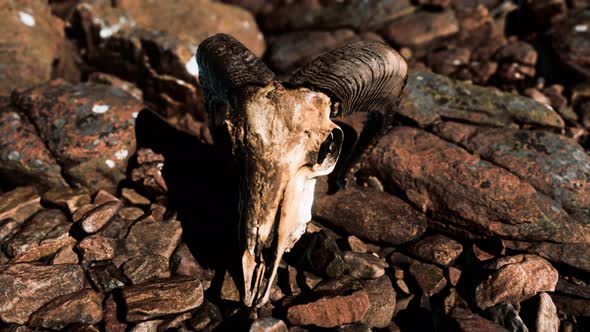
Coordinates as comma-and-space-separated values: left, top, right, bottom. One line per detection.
18, 11, 35, 27
185, 54, 199, 76
92, 104, 110, 114
114, 149, 128, 160
575, 24, 588, 32
105, 159, 115, 168
99, 16, 133, 39
132, 111, 139, 119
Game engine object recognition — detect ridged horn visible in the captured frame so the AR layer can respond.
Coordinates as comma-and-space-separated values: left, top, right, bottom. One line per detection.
197, 33, 274, 108
288, 41, 408, 118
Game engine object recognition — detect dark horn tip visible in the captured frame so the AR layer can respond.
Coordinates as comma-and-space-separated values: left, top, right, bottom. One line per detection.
288, 40, 408, 118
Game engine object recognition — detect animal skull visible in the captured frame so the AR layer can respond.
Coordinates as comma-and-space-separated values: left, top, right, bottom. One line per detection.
197, 34, 407, 307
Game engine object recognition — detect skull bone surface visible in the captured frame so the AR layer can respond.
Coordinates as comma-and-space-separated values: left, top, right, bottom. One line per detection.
197, 34, 407, 307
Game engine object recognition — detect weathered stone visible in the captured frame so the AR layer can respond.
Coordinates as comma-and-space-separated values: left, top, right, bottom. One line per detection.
116, 215, 182, 266
0, 186, 42, 223
298, 230, 347, 278
262, 0, 415, 32
409, 261, 447, 297
400, 71, 564, 129
447, 267, 462, 286
29, 289, 103, 330
0, 1, 65, 95
0, 108, 67, 189
475, 255, 558, 310
361, 276, 396, 329
368, 126, 588, 244
435, 123, 590, 223
88, 72, 143, 101
130, 148, 167, 195
4, 209, 75, 262
51, 244, 79, 264
118, 207, 145, 221
494, 39, 537, 82
170, 243, 214, 282
415, 0, 450, 8
347, 236, 368, 253
381, 10, 459, 53
0, 219, 20, 245
103, 294, 127, 332
250, 317, 288, 332
12, 80, 141, 193
343, 251, 388, 279
550, 294, 590, 317
42, 187, 91, 215
555, 278, 590, 299
122, 255, 170, 285
220, 270, 241, 303
79, 201, 121, 233
121, 188, 150, 206
86, 260, 126, 293
0, 263, 84, 324
551, 9, 590, 78
122, 277, 203, 322
336, 323, 372, 332
94, 190, 120, 205
287, 291, 370, 328
485, 302, 528, 332
187, 301, 222, 331
77, 235, 116, 262
534, 293, 560, 332
314, 187, 427, 246
471, 243, 496, 262
448, 308, 509, 332
406, 234, 463, 267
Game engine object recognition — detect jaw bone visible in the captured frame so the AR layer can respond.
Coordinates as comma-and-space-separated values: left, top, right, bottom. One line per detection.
197, 33, 408, 307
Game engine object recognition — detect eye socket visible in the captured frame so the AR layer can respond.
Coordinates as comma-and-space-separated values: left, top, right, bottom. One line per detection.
317, 128, 343, 165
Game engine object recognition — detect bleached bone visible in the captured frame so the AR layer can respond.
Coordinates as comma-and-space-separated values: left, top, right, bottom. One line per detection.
197, 33, 407, 307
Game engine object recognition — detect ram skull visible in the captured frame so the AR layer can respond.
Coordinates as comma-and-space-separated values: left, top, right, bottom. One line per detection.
197, 34, 407, 307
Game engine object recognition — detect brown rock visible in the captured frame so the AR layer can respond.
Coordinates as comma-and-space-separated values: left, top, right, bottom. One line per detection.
313, 187, 427, 246
103, 294, 127, 332
347, 236, 368, 253
130, 149, 168, 195
4, 209, 75, 262
121, 188, 150, 206
343, 251, 388, 279
118, 207, 145, 221
0, 108, 67, 189
380, 10, 459, 53
361, 276, 396, 328
122, 277, 204, 322
550, 294, 590, 317
77, 235, 116, 262
475, 255, 558, 310
51, 244, 79, 264
471, 244, 495, 262
485, 302, 527, 332
220, 270, 241, 302
448, 308, 509, 332
0, 186, 42, 223
0, 263, 84, 324
551, 9, 590, 77
43, 187, 91, 215
29, 289, 103, 330
447, 267, 462, 286
86, 260, 126, 293
250, 317, 288, 332
88, 72, 143, 101
409, 261, 447, 297
0, 1, 65, 95
116, 215, 182, 266
12, 80, 141, 193
122, 255, 170, 285
535, 293, 560, 332
79, 201, 121, 233
170, 243, 214, 282
287, 291, 370, 328
415, 0, 451, 8
0, 219, 21, 244
407, 234, 463, 266
368, 126, 587, 244
261, 0, 415, 32
94, 190, 120, 205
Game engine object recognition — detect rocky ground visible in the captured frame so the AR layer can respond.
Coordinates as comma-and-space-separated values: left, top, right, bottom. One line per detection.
1, 0, 590, 331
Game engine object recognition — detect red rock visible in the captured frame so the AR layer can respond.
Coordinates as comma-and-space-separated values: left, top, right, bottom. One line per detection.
4, 209, 75, 262
250, 317, 288, 332
409, 261, 447, 297
0, 263, 84, 324
475, 255, 558, 310
448, 308, 509, 331
122, 255, 170, 285
121, 188, 150, 206
0, 186, 42, 223
130, 148, 168, 195
122, 277, 204, 322
287, 291, 370, 328
29, 289, 104, 330
43, 187, 91, 215
313, 187, 427, 246
77, 235, 116, 262
103, 294, 127, 332
170, 243, 214, 282
368, 126, 588, 244
51, 244, 79, 264
12, 80, 142, 193
86, 260, 126, 293
407, 234, 463, 267
361, 276, 396, 328
0, 1, 65, 94
79, 201, 121, 234
380, 10, 459, 54
0, 108, 67, 189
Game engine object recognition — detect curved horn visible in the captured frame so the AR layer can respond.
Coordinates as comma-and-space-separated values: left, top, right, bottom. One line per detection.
288, 41, 408, 118
197, 33, 274, 107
